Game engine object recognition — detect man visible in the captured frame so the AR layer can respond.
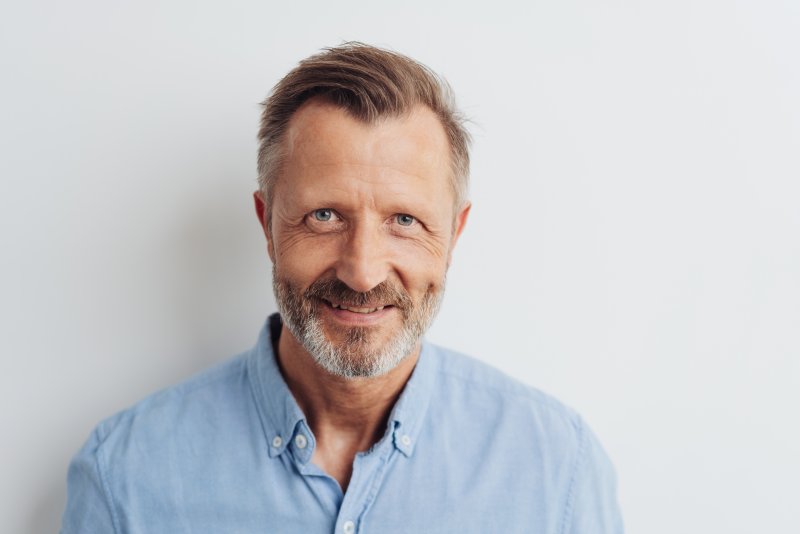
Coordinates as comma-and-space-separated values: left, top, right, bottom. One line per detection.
61, 43, 623, 533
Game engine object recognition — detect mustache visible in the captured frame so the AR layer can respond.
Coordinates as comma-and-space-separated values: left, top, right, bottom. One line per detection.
305, 278, 412, 309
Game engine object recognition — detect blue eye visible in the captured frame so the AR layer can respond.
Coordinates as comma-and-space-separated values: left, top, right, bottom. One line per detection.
396, 214, 415, 226
313, 209, 333, 222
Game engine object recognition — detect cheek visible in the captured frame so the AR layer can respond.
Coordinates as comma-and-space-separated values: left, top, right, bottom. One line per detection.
391, 241, 450, 293
275, 234, 340, 283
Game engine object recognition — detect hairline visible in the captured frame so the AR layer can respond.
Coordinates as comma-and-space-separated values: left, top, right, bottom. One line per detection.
260, 97, 468, 230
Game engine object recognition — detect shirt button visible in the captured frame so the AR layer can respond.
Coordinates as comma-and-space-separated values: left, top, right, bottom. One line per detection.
272, 436, 282, 448
401, 434, 412, 446
343, 520, 355, 534
294, 434, 308, 449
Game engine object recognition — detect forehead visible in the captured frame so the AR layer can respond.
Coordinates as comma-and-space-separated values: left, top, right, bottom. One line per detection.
281, 99, 452, 192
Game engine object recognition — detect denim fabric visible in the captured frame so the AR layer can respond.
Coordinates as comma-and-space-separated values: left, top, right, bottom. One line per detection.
61, 314, 623, 533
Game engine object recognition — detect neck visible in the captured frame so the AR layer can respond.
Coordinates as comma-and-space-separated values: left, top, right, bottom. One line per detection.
276, 325, 419, 489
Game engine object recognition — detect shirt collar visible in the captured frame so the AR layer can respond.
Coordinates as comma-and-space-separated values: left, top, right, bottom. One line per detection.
385, 333, 436, 457
247, 313, 436, 460
247, 314, 308, 460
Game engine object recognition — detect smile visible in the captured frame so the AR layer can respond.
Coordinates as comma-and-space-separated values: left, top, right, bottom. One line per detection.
321, 298, 397, 318
327, 301, 388, 313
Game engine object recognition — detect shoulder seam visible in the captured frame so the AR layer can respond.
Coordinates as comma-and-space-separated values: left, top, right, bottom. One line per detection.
128, 356, 248, 413
559, 414, 587, 534
94, 426, 122, 534
436, 367, 575, 422
170, 358, 246, 396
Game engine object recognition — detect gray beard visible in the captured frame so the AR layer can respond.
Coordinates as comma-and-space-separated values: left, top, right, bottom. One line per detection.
272, 270, 444, 379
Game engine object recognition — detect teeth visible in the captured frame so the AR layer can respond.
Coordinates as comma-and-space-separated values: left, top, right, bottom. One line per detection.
335, 304, 384, 313
327, 300, 389, 313
345, 306, 375, 313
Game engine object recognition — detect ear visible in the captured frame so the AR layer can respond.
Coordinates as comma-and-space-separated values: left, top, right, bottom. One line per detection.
447, 201, 471, 265
253, 190, 276, 263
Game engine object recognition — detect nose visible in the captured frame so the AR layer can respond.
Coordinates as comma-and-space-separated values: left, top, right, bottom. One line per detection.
335, 222, 389, 293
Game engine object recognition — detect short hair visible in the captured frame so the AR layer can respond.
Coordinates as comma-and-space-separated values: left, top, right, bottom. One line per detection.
257, 42, 471, 222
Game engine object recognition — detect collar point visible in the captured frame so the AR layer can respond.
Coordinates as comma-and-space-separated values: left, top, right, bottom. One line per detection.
393, 431, 416, 457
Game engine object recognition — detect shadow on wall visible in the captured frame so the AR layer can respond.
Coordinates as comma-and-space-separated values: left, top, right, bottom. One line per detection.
28, 480, 65, 534
162, 172, 276, 367
36, 171, 274, 534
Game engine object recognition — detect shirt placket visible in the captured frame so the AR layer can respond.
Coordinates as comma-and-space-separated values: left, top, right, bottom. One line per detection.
332, 436, 398, 534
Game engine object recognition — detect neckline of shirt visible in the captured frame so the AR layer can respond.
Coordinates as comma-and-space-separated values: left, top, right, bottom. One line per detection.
247, 313, 437, 461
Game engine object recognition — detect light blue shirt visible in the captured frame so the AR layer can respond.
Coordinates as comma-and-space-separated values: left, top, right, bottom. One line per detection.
61, 314, 623, 533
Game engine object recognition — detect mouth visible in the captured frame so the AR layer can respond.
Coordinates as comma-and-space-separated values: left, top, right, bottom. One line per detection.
329, 301, 390, 313
319, 299, 397, 325
323, 299, 394, 314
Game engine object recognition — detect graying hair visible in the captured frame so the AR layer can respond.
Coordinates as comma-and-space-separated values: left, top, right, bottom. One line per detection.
257, 42, 471, 225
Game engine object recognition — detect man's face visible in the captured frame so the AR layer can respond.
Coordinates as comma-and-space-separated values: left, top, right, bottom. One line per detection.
255, 99, 470, 378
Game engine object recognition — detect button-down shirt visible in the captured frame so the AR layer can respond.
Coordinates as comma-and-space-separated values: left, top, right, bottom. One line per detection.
61, 314, 623, 533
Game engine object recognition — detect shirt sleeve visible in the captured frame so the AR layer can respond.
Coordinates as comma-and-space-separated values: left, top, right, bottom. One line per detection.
60, 427, 120, 534
561, 417, 624, 534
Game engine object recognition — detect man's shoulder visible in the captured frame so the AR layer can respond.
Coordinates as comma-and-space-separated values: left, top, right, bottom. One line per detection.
418, 344, 623, 532
427, 342, 584, 439
62, 349, 278, 532
90, 351, 254, 454
431, 343, 578, 412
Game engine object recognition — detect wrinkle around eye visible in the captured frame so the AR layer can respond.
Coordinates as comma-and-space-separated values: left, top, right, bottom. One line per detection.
388, 214, 448, 240
389, 220, 450, 259
275, 226, 335, 257
401, 232, 449, 260
272, 211, 337, 256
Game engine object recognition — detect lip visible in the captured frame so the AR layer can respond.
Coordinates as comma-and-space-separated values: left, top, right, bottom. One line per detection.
319, 299, 396, 326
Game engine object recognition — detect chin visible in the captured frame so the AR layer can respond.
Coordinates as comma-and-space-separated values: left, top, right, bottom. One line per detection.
305, 323, 418, 379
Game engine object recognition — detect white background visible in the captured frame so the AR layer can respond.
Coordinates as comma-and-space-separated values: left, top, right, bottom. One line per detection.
2, 1, 798, 532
